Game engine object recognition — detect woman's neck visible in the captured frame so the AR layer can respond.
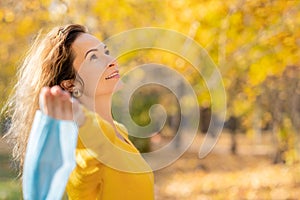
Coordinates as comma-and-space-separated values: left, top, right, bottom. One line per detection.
80, 92, 128, 142
80, 93, 114, 125
95, 94, 114, 124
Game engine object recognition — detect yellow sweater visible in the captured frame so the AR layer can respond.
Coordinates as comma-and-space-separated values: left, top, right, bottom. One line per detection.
66, 108, 154, 199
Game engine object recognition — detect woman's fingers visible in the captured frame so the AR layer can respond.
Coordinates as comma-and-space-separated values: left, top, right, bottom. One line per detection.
51, 86, 63, 119
61, 91, 73, 120
39, 85, 82, 121
39, 86, 51, 115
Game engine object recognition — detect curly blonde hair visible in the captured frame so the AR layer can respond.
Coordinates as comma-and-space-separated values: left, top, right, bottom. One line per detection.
2, 24, 87, 172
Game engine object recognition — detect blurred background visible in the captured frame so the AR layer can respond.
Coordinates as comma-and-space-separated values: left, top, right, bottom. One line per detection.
0, 0, 299, 199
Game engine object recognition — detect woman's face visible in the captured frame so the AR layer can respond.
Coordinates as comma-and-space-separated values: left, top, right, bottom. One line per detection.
71, 33, 122, 97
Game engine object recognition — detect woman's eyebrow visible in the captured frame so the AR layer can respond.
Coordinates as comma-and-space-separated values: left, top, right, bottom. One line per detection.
84, 44, 107, 59
84, 48, 98, 58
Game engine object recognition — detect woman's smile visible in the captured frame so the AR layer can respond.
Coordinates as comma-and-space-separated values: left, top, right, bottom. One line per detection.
105, 70, 120, 80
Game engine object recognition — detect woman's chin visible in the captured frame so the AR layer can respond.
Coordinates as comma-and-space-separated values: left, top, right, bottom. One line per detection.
113, 79, 124, 93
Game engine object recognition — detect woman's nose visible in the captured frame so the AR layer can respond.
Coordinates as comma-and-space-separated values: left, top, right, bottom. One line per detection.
108, 59, 118, 68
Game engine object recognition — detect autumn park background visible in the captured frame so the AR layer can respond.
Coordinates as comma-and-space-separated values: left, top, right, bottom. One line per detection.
0, 0, 300, 199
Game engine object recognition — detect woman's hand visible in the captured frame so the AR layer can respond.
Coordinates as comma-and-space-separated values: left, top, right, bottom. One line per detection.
39, 86, 85, 126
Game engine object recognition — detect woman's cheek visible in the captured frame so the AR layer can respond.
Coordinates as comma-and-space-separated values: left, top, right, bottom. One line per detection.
95, 77, 111, 95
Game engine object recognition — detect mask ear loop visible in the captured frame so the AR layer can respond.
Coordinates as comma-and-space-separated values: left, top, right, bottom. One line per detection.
70, 96, 85, 127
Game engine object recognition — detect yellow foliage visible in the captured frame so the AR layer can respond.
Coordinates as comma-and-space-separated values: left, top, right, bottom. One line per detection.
3, 10, 15, 23
0, 0, 299, 123
232, 95, 251, 116
249, 61, 268, 86
16, 17, 34, 37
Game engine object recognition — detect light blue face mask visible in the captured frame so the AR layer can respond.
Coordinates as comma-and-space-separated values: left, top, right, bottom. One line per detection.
22, 110, 78, 200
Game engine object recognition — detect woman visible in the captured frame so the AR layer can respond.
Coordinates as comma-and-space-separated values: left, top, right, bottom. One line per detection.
3, 24, 154, 199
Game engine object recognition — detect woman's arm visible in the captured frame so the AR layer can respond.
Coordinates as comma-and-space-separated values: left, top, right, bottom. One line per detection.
39, 86, 106, 199
22, 86, 84, 199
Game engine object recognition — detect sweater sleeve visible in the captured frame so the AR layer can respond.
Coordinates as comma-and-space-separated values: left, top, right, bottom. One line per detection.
66, 108, 113, 199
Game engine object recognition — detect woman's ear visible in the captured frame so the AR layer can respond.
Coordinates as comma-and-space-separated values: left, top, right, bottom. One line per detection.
60, 80, 74, 92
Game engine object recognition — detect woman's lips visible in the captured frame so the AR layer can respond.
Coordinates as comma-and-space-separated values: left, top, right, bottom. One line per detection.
105, 70, 120, 80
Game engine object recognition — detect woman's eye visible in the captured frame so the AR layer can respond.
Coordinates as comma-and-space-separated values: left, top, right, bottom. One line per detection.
105, 50, 110, 55
90, 54, 98, 60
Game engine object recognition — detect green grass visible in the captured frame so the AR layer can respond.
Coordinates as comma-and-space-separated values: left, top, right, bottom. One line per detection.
0, 150, 22, 200
0, 180, 21, 200
0, 145, 69, 200
0, 154, 18, 178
